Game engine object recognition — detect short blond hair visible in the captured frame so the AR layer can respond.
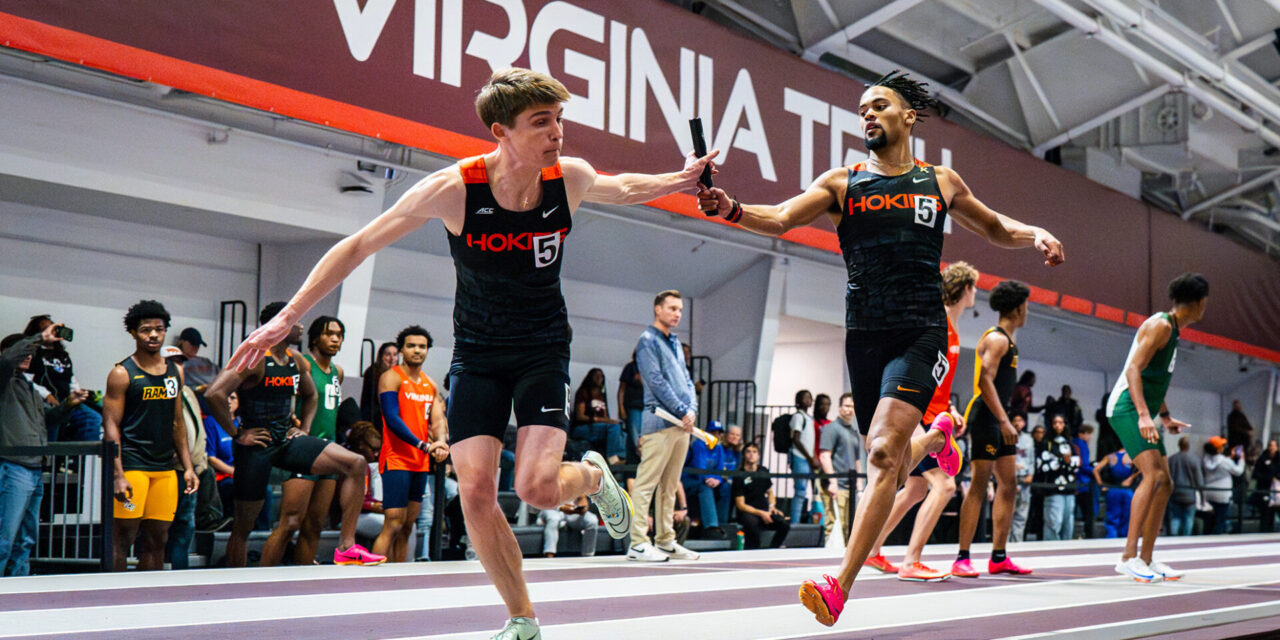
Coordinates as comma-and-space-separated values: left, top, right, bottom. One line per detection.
475, 68, 570, 128
941, 261, 979, 306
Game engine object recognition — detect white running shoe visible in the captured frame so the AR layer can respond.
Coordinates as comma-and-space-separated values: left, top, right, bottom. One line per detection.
492, 617, 540, 640
582, 451, 634, 540
656, 541, 701, 560
627, 542, 670, 562
1114, 557, 1162, 583
1149, 560, 1184, 581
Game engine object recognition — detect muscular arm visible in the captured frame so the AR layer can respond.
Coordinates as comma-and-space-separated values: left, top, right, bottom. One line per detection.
938, 166, 1064, 266
1123, 318, 1172, 422
976, 333, 1011, 423
293, 351, 317, 433
378, 368, 423, 449
204, 363, 262, 438
561, 153, 715, 207
102, 365, 129, 479
698, 169, 844, 237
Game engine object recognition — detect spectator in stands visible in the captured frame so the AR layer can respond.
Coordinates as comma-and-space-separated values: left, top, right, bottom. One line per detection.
1010, 414, 1034, 543
1202, 436, 1245, 534
817, 394, 857, 545
682, 420, 730, 539
1045, 385, 1083, 437
1226, 399, 1253, 452
628, 289, 700, 562
162, 346, 213, 569
571, 368, 626, 465
1095, 448, 1137, 538
175, 328, 219, 391
789, 389, 816, 525
103, 301, 198, 571
1167, 436, 1202, 536
733, 442, 789, 549
1038, 414, 1079, 540
203, 391, 238, 527
1009, 371, 1044, 417
1254, 440, 1279, 533
1074, 424, 1097, 539
618, 352, 645, 464
1027, 424, 1047, 538
22, 314, 101, 442
360, 342, 399, 424
537, 493, 598, 558
0, 328, 84, 576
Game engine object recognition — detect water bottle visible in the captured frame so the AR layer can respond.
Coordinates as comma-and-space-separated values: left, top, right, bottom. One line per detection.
734, 530, 745, 550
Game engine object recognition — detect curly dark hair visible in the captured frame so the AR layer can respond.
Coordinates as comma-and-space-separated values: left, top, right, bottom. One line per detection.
259, 301, 287, 326
872, 70, 938, 121
123, 300, 171, 332
395, 325, 433, 350
989, 280, 1031, 316
1168, 273, 1209, 305
307, 315, 345, 349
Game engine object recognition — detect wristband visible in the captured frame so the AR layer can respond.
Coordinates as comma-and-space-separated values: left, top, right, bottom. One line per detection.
725, 199, 743, 224
1158, 411, 1170, 418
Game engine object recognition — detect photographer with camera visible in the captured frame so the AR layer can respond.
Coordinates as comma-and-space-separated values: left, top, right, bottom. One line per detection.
22, 314, 101, 442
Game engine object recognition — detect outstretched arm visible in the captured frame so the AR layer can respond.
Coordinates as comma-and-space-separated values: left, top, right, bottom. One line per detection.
227, 170, 464, 371
938, 166, 1064, 266
560, 151, 718, 207
697, 168, 843, 237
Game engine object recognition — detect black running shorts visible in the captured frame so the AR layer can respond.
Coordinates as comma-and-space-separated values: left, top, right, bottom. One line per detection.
233, 434, 330, 501
845, 325, 949, 437
967, 402, 1017, 461
447, 341, 572, 444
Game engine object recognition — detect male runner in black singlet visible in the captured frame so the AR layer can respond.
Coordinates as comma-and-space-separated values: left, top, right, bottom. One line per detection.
697, 71, 1064, 627
227, 68, 717, 640
102, 300, 198, 571
953, 280, 1032, 578
207, 302, 383, 568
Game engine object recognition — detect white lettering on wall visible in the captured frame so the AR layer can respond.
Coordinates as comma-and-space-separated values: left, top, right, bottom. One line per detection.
629, 28, 694, 151
784, 88, 827, 187
440, 0, 462, 86
333, 0, 397, 62
530, 3, 606, 130
715, 69, 775, 181
464, 0, 528, 73
608, 20, 627, 136
413, 0, 436, 79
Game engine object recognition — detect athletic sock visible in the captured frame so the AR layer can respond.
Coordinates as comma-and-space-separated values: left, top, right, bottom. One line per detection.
992, 549, 1007, 563
957, 549, 970, 562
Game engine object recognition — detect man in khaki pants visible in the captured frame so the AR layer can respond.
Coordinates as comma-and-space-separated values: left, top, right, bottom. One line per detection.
628, 290, 699, 562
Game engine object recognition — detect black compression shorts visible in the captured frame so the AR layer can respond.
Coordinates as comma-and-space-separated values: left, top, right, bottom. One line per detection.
447, 341, 572, 444
845, 325, 949, 437
967, 404, 1016, 460
232, 434, 330, 501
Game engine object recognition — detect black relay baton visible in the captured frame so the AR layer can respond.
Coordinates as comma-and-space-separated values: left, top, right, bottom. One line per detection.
689, 118, 717, 216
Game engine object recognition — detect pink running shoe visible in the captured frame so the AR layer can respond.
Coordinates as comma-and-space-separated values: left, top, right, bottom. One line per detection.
799, 574, 845, 627
951, 558, 979, 578
929, 413, 962, 477
334, 544, 386, 566
988, 556, 1032, 575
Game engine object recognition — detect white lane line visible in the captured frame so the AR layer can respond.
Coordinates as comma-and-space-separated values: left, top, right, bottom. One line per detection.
398, 565, 1280, 640
1005, 599, 1280, 640
6, 542, 1279, 638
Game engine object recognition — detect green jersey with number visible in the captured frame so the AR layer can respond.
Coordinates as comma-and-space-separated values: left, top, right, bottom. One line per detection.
305, 353, 341, 441
1107, 312, 1179, 418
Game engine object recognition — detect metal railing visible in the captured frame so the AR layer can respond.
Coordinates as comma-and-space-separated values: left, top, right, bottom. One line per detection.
0, 441, 116, 572
217, 300, 248, 367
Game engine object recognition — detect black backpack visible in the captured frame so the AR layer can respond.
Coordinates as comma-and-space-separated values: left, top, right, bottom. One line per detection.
771, 412, 795, 454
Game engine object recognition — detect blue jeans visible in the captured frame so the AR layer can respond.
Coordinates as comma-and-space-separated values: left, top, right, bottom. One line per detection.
166, 477, 197, 570
789, 452, 811, 524
415, 475, 459, 560
1168, 502, 1196, 536
572, 422, 626, 461
1105, 488, 1133, 538
625, 409, 643, 464
682, 477, 731, 529
1043, 493, 1076, 540
0, 460, 44, 576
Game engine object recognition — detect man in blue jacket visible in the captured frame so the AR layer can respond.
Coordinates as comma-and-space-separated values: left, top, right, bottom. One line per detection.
629, 290, 700, 562
683, 421, 730, 538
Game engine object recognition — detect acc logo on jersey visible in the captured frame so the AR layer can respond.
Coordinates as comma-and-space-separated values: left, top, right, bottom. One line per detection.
931, 351, 949, 386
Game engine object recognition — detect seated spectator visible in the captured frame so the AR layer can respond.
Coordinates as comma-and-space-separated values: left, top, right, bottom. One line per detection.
537, 493, 599, 558
345, 422, 385, 542
203, 391, 239, 526
1203, 436, 1245, 534
22, 314, 101, 442
732, 442, 789, 549
682, 421, 730, 538
175, 328, 219, 392
1, 328, 84, 576
571, 368, 625, 465
1095, 448, 1138, 538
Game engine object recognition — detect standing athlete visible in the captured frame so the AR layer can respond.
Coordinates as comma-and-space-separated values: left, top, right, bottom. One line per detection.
864, 261, 977, 581
227, 68, 717, 639
952, 280, 1033, 577
102, 300, 198, 571
1109, 273, 1205, 582
290, 315, 347, 564
208, 302, 382, 567
375, 325, 449, 562
696, 71, 1063, 627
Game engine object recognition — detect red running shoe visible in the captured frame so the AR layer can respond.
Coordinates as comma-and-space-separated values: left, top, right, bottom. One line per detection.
929, 413, 962, 477
951, 558, 979, 578
897, 562, 951, 582
864, 554, 899, 574
334, 543, 386, 566
799, 574, 845, 627
988, 556, 1032, 575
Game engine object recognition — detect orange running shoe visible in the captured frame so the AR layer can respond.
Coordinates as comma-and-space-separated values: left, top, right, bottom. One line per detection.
799, 574, 845, 627
897, 562, 950, 582
863, 554, 899, 574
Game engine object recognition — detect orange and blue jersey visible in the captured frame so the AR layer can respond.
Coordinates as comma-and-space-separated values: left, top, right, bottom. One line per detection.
922, 317, 959, 425
379, 366, 436, 473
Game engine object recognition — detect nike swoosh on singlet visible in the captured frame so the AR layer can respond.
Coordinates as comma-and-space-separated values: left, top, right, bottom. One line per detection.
542, 205, 559, 218
896, 385, 921, 393
541, 406, 564, 414
912, 175, 928, 183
